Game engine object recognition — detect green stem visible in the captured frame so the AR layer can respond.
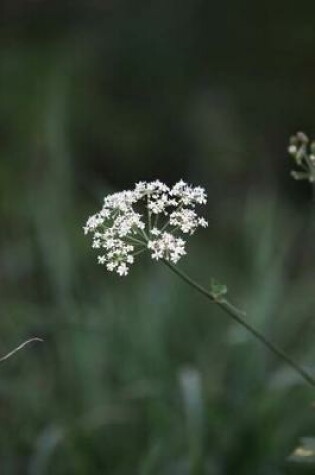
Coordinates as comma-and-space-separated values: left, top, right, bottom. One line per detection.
139, 227, 149, 242
126, 235, 146, 246
163, 260, 315, 388
0, 338, 43, 362
133, 248, 146, 257
147, 195, 152, 233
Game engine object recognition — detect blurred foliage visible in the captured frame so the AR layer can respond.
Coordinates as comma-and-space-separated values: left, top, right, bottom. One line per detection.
0, 1, 315, 474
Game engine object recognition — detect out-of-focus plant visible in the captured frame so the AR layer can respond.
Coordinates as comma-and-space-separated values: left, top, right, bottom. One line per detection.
288, 132, 315, 184
287, 131, 315, 473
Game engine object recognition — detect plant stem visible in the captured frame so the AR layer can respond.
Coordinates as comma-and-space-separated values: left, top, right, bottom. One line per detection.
163, 260, 315, 388
147, 195, 152, 233
0, 338, 43, 363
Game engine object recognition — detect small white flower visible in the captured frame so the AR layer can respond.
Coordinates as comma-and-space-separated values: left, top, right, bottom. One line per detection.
106, 261, 117, 271
84, 180, 208, 276
288, 145, 297, 155
198, 217, 208, 228
117, 263, 128, 276
92, 239, 101, 248
150, 227, 161, 236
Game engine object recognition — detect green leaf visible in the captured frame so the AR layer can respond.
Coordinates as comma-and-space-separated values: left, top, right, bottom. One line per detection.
210, 278, 228, 300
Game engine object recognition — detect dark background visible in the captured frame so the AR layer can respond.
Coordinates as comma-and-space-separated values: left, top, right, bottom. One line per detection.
0, 1, 315, 474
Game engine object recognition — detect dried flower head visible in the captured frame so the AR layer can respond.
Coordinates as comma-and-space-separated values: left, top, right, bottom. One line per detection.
288, 132, 315, 183
84, 180, 208, 276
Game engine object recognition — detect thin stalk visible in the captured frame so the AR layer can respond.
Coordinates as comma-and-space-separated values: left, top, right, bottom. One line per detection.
160, 217, 171, 233
126, 235, 146, 246
154, 213, 159, 229
0, 338, 43, 363
139, 227, 149, 242
147, 195, 152, 233
133, 248, 147, 257
163, 260, 315, 388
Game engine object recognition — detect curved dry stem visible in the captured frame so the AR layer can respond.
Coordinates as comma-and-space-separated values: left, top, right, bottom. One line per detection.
0, 338, 43, 363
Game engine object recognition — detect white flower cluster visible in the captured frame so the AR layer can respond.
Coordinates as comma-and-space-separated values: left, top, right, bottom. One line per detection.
84, 180, 208, 276
288, 132, 315, 183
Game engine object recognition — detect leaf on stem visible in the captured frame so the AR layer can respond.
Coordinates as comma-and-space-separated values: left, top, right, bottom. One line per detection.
210, 278, 228, 301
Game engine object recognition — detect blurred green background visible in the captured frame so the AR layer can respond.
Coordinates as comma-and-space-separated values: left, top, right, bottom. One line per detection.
0, 1, 315, 474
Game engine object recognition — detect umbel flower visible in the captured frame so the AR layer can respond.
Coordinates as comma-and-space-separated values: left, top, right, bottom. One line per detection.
83, 168, 315, 388
83, 180, 208, 276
